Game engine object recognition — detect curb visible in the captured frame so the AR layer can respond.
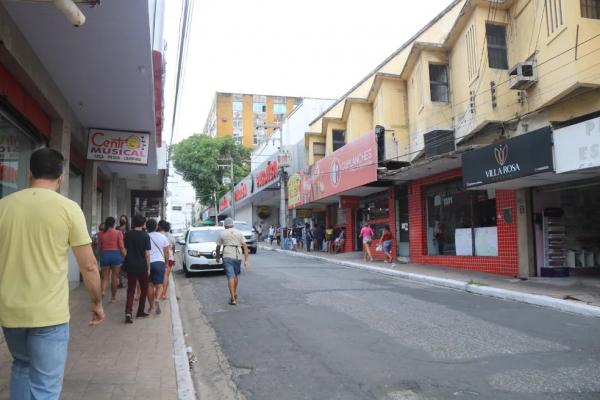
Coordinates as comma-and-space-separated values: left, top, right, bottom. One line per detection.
260, 245, 600, 318
168, 273, 197, 400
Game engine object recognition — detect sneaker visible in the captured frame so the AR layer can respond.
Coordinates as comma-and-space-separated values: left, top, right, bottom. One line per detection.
136, 312, 150, 318
125, 314, 133, 324
229, 298, 237, 306
155, 302, 161, 315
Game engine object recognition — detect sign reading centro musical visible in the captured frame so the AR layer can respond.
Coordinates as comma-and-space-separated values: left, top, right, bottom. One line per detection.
87, 128, 150, 165
288, 131, 377, 208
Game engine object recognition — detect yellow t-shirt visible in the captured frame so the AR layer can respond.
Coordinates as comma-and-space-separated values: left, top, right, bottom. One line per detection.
0, 188, 91, 328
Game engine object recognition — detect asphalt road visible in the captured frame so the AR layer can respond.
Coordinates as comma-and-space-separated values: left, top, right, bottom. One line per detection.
182, 250, 600, 400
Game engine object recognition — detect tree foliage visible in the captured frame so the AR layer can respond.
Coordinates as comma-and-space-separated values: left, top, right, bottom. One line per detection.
171, 135, 251, 205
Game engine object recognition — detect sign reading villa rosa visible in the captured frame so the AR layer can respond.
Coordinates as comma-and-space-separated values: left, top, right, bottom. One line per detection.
87, 128, 150, 165
462, 127, 553, 188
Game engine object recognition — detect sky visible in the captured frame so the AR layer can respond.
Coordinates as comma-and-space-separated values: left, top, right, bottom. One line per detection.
162, 0, 456, 144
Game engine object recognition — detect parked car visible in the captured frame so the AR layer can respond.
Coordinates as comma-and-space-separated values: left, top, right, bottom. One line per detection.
219, 220, 257, 254
179, 226, 225, 277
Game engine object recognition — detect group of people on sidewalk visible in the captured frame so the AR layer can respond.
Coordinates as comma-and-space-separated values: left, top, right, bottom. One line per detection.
0, 148, 178, 399
94, 214, 176, 322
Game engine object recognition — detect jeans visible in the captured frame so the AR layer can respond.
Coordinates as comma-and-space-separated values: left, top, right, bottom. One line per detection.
3, 324, 69, 400
306, 239, 312, 252
126, 271, 149, 315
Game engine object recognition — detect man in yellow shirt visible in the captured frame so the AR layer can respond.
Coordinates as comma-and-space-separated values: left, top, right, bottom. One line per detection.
0, 148, 104, 400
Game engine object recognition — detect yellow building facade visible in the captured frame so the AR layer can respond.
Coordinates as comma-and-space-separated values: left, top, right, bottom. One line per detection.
204, 92, 301, 147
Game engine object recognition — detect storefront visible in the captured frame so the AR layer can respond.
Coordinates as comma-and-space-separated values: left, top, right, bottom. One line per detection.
530, 116, 600, 276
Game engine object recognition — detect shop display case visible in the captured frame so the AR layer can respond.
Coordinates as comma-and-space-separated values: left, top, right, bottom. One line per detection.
542, 208, 569, 277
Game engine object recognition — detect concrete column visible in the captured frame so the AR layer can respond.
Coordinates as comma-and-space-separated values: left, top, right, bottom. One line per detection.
516, 188, 535, 278
102, 177, 115, 220
49, 120, 71, 197
82, 161, 98, 233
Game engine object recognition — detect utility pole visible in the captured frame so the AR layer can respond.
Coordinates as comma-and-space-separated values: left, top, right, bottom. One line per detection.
218, 158, 235, 219
277, 150, 290, 230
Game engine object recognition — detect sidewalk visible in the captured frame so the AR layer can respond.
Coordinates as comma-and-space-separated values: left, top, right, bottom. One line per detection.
260, 244, 600, 317
0, 285, 178, 400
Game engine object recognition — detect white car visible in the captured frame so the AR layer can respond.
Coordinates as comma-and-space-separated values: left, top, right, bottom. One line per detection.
180, 226, 225, 277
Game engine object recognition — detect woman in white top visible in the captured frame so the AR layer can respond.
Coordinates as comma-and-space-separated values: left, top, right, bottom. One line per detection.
145, 219, 170, 314
159, 220, 176, 300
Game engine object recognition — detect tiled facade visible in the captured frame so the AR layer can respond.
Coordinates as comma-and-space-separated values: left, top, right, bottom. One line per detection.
408, 169, 519, 276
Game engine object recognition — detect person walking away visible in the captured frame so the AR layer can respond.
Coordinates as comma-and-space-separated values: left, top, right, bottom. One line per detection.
146, 218, 170, 315
98, 216, 125, 303
378, 224, 395, 263
268, 225, 275, 245
359, 223, 375, 261
116, 215, 129, 288
313, 225, 324, 252
304, 222, 313, 252
92, 222, 105, 260
0, 148, 104, 400
159, 220, 176, 300
325, 225, 335, 254
334, 227, 345, 253
122, 214, 151, 323
216, 218, 250, 305
258, 223, 263, 241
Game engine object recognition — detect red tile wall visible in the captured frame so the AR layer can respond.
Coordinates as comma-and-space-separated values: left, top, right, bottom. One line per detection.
0, 62, 50, 138
408, 168, 519, 276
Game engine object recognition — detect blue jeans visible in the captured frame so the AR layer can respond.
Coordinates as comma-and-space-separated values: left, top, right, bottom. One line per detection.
2, 323, 69, 400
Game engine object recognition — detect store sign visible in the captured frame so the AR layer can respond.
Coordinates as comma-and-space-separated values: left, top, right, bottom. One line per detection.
287, 174, 301, 207
0, 134, 19, 159
288, 132, 377, 208
254, 160, 279, 189
339, 196, 360, 209
234, 176, 252, 201
219, 193, 231, 212
462, 127, 553, 188
87, 128, 150, 165
296, 208, 312, 218
554, 116, 600, 173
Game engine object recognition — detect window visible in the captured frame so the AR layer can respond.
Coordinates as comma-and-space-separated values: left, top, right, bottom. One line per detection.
313, 142, 326, 156
332, 130, 345, 151
486, 23, 508, 69
425, 180, 497, 256
232, 101, 243, 112
429, 64, 449, 102
545, 0, 564, 36
466, 24, 478, 80
0, 114, 38, 200
581, 0, 600, 19
273, 103, 287, 114
253, 102, 266, 113
233, 119, 243, 129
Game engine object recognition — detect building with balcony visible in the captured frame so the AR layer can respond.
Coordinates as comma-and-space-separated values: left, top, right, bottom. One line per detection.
289, 0, 600, 278
203, 92, 303, 147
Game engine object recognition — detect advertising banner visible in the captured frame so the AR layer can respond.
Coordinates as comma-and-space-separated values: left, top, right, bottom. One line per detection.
288, 131, 377, 208
462, 127, 553, 188
87, 128, 150, 165
253, 157, 279, 193
554, 116, 600, 173
233, 175, 253, 202
219, 192, 232, 213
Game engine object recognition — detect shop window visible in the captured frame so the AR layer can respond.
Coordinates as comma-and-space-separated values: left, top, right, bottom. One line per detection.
361, 191, 389, 221
0, 114, 38, 200
581, 0, 600, 19
429, 64, 449, 102
545, 0, 564, 35
332, 130, 346, 151
486, 23, 508, 70
426, 180, 497, 256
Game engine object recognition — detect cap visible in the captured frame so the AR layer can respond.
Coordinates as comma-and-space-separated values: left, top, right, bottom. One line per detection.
224, 217, 234, 227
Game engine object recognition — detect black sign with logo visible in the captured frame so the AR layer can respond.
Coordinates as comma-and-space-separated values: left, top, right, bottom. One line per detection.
462, 127, 553, 188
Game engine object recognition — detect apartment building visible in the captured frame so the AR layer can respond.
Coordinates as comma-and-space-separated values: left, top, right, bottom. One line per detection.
203, 92, 302, 147
289, 0, 600, 278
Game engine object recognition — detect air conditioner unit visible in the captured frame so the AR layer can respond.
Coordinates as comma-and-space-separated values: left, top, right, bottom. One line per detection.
508, 61, 537, 90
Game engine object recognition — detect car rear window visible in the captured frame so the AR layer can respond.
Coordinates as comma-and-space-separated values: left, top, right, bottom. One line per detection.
189, 230, 221, 243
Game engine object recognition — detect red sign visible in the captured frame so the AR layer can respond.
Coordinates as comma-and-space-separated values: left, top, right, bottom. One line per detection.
255, 160, 279, 188
219, 193, 231, 212
0, 162, 18, 187
339, 196, 360, 209
234, 181, 249, 201
288, 131, 377, 208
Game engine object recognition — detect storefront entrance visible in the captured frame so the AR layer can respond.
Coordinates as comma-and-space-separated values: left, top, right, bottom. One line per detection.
533, 179, 600, 276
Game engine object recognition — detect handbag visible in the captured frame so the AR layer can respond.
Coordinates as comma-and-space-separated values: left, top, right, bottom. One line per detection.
375, 244, 383, 252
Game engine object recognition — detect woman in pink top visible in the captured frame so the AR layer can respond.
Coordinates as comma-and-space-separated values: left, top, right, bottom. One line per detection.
359, 223, 374, 262
98, 216, 125, 303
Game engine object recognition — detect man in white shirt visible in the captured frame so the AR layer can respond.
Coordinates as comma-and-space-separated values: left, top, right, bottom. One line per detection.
216, 218, 250, 305
146, 219, 170, 314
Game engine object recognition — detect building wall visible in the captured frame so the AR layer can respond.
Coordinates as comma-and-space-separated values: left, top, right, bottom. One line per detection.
242, 94, 254, 147
372, 78, 410, 162
216, 93, 233, 137
325, 120, 346, 155
346, 102, 373, 143
408, 168, 519, 276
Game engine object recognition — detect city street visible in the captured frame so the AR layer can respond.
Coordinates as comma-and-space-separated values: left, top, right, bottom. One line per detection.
178, 251, 600, 400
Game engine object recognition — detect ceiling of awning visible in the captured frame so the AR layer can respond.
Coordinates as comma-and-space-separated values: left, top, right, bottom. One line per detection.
2, 0, 158, 180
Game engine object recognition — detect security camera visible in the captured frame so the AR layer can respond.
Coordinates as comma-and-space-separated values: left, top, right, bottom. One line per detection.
52, 0, 86, 27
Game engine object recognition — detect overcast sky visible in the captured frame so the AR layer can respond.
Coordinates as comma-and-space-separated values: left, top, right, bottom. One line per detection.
162, 0, 455, 144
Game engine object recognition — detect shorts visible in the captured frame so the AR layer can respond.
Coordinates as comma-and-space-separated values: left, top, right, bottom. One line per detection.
362, 238, 372, 245
383, 240, 393, 253
100, 250, 123, 267
149, 261, 166, 284
223, 257, 242, 280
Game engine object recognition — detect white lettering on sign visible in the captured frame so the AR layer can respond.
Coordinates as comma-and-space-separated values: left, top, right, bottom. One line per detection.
485, 163, 521, 178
